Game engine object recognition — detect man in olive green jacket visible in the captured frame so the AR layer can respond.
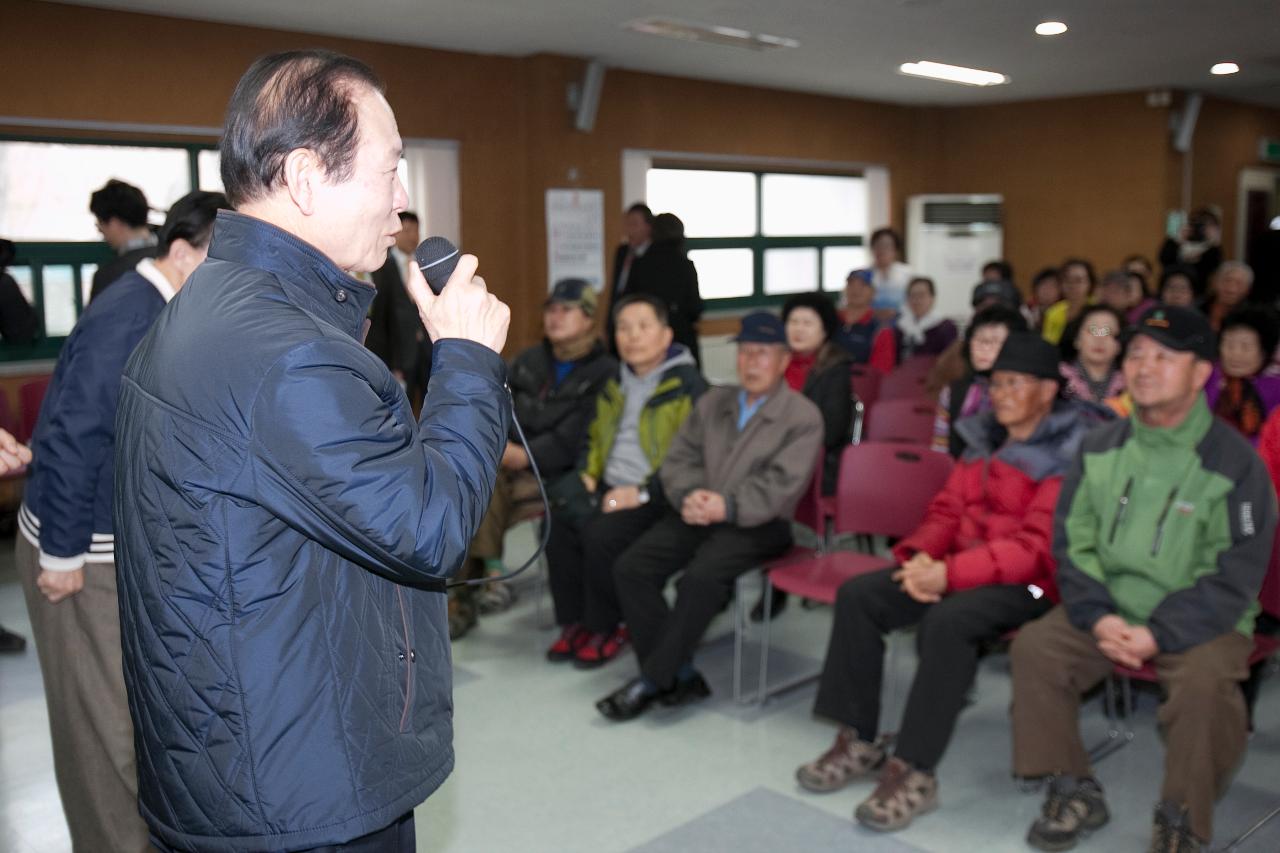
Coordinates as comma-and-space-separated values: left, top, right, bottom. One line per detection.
1012, 306, 1277, 853
597, 311, 823, 722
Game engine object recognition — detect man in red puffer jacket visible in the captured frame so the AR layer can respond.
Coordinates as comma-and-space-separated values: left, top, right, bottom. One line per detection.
792, 333, 1096, 834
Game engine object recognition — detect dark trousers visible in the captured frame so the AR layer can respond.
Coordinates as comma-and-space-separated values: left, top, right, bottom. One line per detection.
813, 567, 1051, 773
544, 494, 665, 632
150, 813, 414, 853
614, 512, 793, 688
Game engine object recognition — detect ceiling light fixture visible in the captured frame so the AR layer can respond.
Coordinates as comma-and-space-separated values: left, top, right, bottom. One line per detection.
1211, 62, 1240, 75
899, 60, 1009, 87
1035, 21, 1068, 36
625, 18, 799, 51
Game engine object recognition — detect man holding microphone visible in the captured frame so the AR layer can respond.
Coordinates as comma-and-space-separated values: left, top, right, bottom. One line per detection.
113, 50, 511, 852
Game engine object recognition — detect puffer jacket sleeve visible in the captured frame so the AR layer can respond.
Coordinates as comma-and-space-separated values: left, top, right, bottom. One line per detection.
945, 474, 1061, 592
248, 337, 510, 584
891, 463, 966, 564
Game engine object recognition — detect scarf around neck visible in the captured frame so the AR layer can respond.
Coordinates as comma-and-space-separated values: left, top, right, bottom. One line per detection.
897, 309, 945, 346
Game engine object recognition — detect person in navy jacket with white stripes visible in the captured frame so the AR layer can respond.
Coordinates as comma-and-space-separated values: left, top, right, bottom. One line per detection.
17, 189, 228, 852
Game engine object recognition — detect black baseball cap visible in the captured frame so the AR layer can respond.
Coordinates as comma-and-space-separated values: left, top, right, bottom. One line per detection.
1126, 305, 1216, 361
733, 311, 787, 346
545, 277, 598, 316
990, 332, 1062, 382
971, 279, 1021, 309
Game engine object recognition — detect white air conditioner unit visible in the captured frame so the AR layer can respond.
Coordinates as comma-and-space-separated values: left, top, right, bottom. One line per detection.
906, 194, 1004, 321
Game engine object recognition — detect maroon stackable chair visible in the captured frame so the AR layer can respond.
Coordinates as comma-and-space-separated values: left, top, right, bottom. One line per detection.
735, 442, 954, 704
850, 364, 881, 410
878, 360, 934, 401
18, 376, 51, 445
863, 398, 936, 445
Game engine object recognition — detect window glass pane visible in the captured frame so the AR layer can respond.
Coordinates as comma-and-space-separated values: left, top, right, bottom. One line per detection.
687, 248, 753, 299
822, 246, 871, 292
761, 174, 867, 237
8, 266, 34, 305
198, 149, 224, 192
764, 247, 818, 295
42, 265, 77, 337
645, 169, 756, 237
0, 141, 190, 241
80, 263, 98, 307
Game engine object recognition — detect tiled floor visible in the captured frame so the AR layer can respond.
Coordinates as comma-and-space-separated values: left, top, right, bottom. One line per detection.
3, 524, 1278, 852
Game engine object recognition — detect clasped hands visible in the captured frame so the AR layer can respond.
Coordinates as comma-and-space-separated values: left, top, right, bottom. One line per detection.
893, 552, 948, 603
1092, 614, 1158, 670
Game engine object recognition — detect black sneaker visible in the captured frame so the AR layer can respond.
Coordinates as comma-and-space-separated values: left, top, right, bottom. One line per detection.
1149, 800, 1202, 853
0, 626, 26, 654
1027, 775, 1110, 851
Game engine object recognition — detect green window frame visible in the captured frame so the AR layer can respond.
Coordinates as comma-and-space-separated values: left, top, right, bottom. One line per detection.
649, 165, 866, 311
1, 133, 219, 363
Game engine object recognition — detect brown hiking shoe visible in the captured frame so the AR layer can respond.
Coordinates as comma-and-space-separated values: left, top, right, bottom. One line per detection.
795, 727, 888, 793
1149, 800, 1202, 853
854, 756, 938, 832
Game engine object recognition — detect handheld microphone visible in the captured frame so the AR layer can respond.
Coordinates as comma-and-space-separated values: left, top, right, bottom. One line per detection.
414, 236, 461, 295
412, 235, 551, 588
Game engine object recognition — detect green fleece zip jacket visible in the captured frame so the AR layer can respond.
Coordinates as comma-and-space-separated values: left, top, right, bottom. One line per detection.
1055, 397, 1277, 653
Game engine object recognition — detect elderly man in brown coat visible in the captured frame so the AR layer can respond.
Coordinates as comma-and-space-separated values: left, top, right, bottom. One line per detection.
597, 311, 823, 721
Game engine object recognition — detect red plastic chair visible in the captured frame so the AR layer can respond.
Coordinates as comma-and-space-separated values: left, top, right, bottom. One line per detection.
863, 398, 936, 445
850, 365, 881, 410
736, 443, 954, 704
18, 376, 51, 445
879, 364, 933, 401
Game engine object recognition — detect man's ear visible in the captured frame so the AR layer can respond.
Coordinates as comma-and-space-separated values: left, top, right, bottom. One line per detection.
1192, 358, 1215, 391
281, 148, 322, 216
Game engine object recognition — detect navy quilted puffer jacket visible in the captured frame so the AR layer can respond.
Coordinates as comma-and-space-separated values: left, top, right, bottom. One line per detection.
113, 211, 510, 851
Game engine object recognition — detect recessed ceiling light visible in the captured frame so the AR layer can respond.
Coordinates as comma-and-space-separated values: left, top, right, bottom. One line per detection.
1035, 21, 1068, 36
625, 18, 799, 51
1211, 62, 1240, 75
899, 60, 1009, 87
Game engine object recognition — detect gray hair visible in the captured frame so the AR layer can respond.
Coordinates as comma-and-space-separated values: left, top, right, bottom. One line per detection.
1215, 260, 1254, 285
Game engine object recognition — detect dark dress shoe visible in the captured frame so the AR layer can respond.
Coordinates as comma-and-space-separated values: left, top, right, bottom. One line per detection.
660, 671, 712, 707
596, 677, 662, 721
0, 626, 26, 654
750, 590, 789, 623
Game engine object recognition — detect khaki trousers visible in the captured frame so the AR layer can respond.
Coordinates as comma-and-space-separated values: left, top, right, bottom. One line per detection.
17, 536, 153, 853
1011, 605, 1251, 841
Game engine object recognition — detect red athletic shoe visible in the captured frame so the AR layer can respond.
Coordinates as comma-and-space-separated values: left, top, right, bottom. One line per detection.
546, 624, 589, 662
574, 625, 630, 669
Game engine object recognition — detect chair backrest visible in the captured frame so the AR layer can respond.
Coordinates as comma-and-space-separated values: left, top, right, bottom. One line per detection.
878, 367, 931, 401
850, 365, 881, 408
18, 376, 51, 444
833, 441, 953, 538
1260, 530, 1280, 621
896, 355, 937, 378
790, 448, 827, 533
863, 398, 936, 445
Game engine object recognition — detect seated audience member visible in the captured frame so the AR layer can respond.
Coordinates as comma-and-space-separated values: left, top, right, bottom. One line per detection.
596, 312, 822, 720
1062, 269, 1130, 362
1125, 271, 1158, 325
1159, 265, 1199, 309
836, 269, 897, 373
753, 292, 855, 621
925, 279, 1022, 398
88, 179, 158, 301
1011, 305, 1276, 853
1059, 305, 1126, 406
933, 305, 1027, 457
19, 191, 228, 851
449, 278, 616, 639
1027, 267, 1063, 332
1160, 207, 1223, 297
543, 293, 704, 666
1124, 253, 1155, 283
982, 259, 1015, 284
1042, 258, 1096, 346
1201, 260, 1254, 332
896, 277, 958, 361
796, 334, 1090, 832
0, 239, 38, 343
867, 227, 913, 318
1205, 306, 1280, 446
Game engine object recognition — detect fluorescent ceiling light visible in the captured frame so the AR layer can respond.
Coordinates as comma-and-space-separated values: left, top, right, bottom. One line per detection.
625, 18, 799, 51
899, 61, 1009, 87
1035, 21, 1068, 36
1211, 62, 1240, 75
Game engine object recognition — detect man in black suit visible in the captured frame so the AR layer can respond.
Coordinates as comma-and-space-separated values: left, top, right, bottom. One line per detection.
89, 180, 158, 302
368, 211, 430, 405
606, 202, 655, 355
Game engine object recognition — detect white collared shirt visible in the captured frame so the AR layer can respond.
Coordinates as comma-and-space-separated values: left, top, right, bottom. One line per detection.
134, 258, 176, 303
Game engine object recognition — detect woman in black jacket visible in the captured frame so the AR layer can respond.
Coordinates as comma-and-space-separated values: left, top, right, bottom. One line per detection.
633, 213, 704, 364
753, 291, 854, 620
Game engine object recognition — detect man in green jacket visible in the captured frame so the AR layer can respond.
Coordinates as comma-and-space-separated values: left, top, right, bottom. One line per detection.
1011, 306, 1277, 853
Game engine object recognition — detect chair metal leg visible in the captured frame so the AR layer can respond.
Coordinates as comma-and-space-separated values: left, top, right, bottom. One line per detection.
1088, 674, 1135, 763
1220, 802, 1280, 852
756, 577, 774, 707
732, 574, 746, 704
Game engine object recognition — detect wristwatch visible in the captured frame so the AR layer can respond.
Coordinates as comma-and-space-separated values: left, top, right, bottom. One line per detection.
637, 487, 651, 506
